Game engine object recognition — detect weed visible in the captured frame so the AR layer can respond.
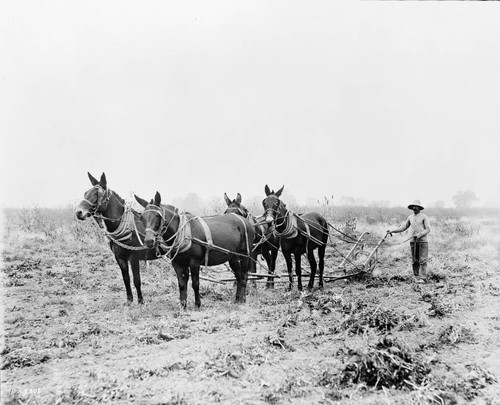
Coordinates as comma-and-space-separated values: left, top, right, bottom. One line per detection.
205, 343, 270, 379
2, 348, 50, 369
434, 363, 498, 401
161, 393, 189, 405
262, 375, 310, 403
427, 297, 454, 317
335, 305, 405, 335
265, 328, 295, 352
339, 337, 431, 390
437, 324, 478, 345
303, 293, 343, 314
396, 312, 428, 332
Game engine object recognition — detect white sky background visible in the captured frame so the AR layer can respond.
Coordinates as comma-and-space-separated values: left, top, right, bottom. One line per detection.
1, 1, 500, 209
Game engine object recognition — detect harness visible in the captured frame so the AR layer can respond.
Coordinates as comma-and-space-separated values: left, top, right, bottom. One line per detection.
272, 211, 298, 239
267, 200, 326, 249
193, 214, 251, 269
195, 216, 213, 268
82, 185, 148, 248
142, 205, 192, 258
103, 206, 136, 242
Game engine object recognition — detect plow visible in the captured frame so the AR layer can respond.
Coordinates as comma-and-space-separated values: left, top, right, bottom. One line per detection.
198, 228, 393, 285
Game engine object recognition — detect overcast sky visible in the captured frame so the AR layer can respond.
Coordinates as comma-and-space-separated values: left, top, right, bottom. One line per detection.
1, 1, 500, 210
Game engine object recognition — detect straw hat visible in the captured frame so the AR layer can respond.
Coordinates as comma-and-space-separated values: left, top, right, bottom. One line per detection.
408, 200, 424, 210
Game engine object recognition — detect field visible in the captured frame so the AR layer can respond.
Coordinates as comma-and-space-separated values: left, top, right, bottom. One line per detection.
1, 206, 500, 404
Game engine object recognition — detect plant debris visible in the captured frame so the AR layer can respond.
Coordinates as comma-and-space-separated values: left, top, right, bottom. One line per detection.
339, 337, 431, 390
335, 306, 407, 335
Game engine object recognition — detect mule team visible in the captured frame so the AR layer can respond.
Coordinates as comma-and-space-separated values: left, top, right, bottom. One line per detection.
76, 172, 329, 308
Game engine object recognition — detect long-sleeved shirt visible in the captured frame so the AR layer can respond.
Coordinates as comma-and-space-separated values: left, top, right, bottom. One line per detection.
392, 212, 431, 242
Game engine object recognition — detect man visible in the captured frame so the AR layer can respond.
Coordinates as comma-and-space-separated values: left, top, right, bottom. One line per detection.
388, 200, 431, 283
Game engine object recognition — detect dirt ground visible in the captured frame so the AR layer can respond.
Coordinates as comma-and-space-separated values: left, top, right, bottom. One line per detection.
1, 213, 500, 404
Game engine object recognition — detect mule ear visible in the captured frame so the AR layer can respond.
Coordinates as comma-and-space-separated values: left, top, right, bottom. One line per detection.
224, 193, 231, 206
134, 195, 149, 208
154, 191, 161, 206
276, 185, 284, 197
236, 193, 242, 204
88, 172, 99, 186
264, 185, 271, 196
100, 173, 107, 189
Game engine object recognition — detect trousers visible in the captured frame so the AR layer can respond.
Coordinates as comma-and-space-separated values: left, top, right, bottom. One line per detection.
410, 241, 428, 278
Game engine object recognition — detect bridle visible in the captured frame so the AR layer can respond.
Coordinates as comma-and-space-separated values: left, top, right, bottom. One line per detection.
263, 197, 288, 228
80, 185, 118, 227
141, 204, 178, 242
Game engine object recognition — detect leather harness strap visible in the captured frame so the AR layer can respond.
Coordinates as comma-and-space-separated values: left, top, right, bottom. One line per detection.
301, 216, 311, 254
195, 216, 214, 269
230, 213, 251, 257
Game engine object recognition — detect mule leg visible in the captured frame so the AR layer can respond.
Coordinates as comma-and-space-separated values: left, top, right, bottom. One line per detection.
229, 258, 248, 303
261, 248, 273, 289
294, 253, 303, 291
190, 264, 201, 308
318, 244, 326, 289
240, 257, 250, 303
115, 255, 133, 303
267, 248, 279, 289
283, 252, 294, 290
307, 249, 318, 290
130, 256, 143, 304
172, 262, 189, 309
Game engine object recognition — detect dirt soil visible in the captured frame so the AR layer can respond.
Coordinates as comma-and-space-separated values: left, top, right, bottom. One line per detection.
1, 215, 500, 404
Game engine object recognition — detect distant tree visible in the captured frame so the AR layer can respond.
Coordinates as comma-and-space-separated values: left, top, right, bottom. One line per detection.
452, 190, 478, 208
281, 189, 299, 211
244, 195, 264, 215
355, 197, 368, 206
433, 200, 446, 209
339, 196, 356, 206
369, 200, 391, 208
204, 196, 225, 215
181, 193, 203, 213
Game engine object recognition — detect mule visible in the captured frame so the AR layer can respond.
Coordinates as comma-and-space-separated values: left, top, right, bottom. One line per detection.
75, 172, 162, 304
262, 185, 329, 291
224, 193, 280, 288
135, 192, 255, 308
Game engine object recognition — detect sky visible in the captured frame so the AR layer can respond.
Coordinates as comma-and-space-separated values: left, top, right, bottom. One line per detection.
1, 1, 500, 210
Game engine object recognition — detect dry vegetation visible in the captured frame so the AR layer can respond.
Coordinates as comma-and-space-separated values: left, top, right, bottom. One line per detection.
1, 205, 500, 404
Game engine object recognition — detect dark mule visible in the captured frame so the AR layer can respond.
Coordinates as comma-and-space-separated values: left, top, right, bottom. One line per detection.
262, 185, 329, 291
75, 172, 162, 304
135, 192, 255, 308
224, 193, 280, 288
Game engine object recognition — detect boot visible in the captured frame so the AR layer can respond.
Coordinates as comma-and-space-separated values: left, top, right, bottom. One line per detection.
419, 263, 427, 281
412, 263, 420, 277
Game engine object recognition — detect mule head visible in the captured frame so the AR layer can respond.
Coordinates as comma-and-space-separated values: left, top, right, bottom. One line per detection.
135, 192, 164, 249
76, 172, 110, 220
223, 193, 248, 217
262, 185, 285, 224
